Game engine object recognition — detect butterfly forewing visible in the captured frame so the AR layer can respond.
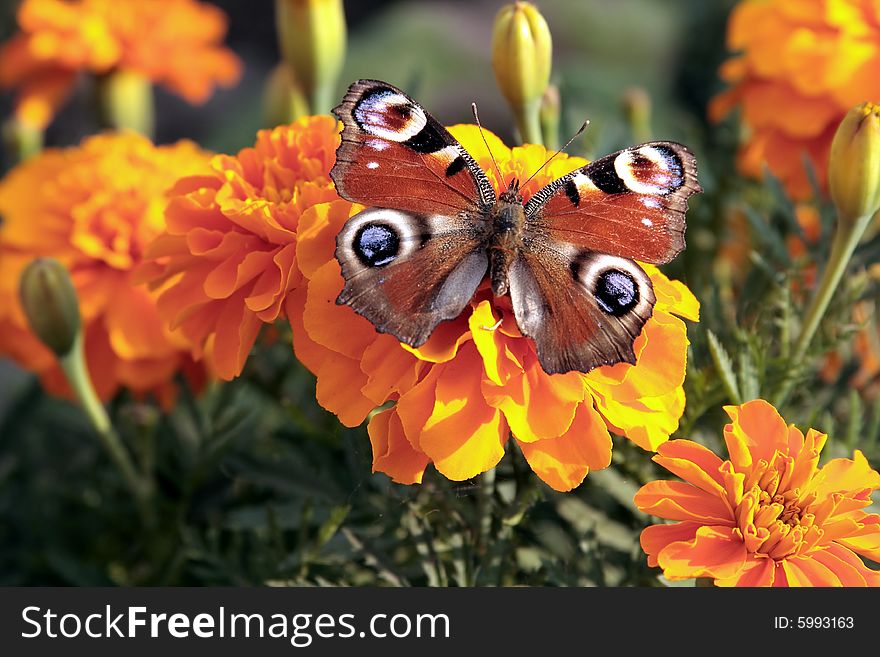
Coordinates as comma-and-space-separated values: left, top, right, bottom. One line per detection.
523, 141, 700, 264
331, 79, 496, 214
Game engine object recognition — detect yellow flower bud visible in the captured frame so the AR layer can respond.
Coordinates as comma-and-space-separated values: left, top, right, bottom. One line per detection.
275, 0, 347, 114
829, 102, 880, 224
263, 63, 310, 126
2, 117, 43, 162
622, 87, 652, 143
19, 257, 81, 357
96, 70, 156, 137
492, 1, 552, 144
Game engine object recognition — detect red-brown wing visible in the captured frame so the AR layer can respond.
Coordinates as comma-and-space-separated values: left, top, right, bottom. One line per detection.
336, 207, 489, 347
523, 141, 700, 264
508, 247, 655, 375
331, 79, 496, 215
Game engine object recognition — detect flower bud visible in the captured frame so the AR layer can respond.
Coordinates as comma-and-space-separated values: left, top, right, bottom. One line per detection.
275, 0, 347, 114
263, 63, 310, 126
19, 257, 81, 357
96, 70, 155, 137
829, 102, 880, 224
622, 87, 651, 143
492, 1, 552, 144
2, 117, 43, 162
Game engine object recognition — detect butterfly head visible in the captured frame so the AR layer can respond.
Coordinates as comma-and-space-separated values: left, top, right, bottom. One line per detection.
499, 177, 523, 204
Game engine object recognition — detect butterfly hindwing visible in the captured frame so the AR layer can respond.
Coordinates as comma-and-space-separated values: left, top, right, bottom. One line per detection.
523, 141, 700, 265
508, 244, 655, 374
331, 79, 496, 214
336, 207, 488, 347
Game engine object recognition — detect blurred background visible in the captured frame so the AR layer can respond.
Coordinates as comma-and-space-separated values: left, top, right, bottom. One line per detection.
0, 0, 757, 586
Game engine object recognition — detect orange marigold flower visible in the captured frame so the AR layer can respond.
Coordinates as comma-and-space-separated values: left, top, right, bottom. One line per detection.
0, 0, 241, 130
710, 0, 880, 199
137, 116, 341, 380
289, 125, 699, 492
0, 132, 212, 404
636, 399, 880, 586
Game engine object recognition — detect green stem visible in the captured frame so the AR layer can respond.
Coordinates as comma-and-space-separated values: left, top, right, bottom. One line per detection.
59, 334, 153, 512
309, 81, 336, 117
695, 577, 715, 587
774, 211, 875, 406
516, 99, 544, 146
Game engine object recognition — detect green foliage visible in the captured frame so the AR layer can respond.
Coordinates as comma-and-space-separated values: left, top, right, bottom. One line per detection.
2, 0, 879, 587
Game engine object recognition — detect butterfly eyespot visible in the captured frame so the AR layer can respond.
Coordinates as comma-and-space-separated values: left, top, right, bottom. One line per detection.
353, 223, 400, 267
594, 269, 639, 316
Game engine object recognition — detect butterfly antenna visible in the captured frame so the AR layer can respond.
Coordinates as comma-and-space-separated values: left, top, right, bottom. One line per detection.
520, 120, 590, 189
471, 102, 506, 187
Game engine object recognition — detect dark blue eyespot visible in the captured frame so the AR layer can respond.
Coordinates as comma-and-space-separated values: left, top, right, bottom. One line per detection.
595, 270, 638, 315
354, 223, 399, 267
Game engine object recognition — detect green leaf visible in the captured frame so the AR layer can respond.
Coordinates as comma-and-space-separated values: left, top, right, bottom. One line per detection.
707, 330, 741, 404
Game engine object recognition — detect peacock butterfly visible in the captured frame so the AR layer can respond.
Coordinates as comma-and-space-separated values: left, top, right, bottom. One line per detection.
329, 79, 701, 374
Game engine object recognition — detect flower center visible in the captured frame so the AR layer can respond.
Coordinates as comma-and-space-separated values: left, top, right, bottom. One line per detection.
70, 192, 162, 270
734, 453, 822, 561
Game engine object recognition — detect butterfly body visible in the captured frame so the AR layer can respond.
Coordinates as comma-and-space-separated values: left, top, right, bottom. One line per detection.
330, 80, 701, 375
487, 183, 527, 296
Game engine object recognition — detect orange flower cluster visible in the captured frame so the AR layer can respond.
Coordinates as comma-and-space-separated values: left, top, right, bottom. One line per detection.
710, 0, 880, 199
0, 132, 212, 403
636, 399, 880, 586
138, 116, 341, 380
0, 0, 241, 130
289, 126, 699, 491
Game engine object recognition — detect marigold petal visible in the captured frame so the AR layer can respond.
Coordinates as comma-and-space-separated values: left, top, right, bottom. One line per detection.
643, 264, 700, 321
469, 300, 509, 386
724, 399, 790, 473
104, 281, 171, 359
821, 543, 880, 586
303, 260, 377, 358
314, 352, 376, 428
635, 480, 734, 524
517, 402, 612, 492
295, 201, 358, 279
639, 522, 701, 568
810, 547, 870, 586
402, 316, 472, 363
368, 407, 430, 485
714, 555, 776, 587
287, 286, 333, 374
211, 289, 262, 380
591, 384, 684, 451
780, 557, 840, 587
485, 351, 585, 444
809, 450, 880, 500
359, 334, 420, 404
656, 525, 748, 580
653, 439, 727, 496
418, 343, 508, 481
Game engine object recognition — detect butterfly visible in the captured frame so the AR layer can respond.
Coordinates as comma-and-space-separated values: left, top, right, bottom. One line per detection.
329, 79, 701, 375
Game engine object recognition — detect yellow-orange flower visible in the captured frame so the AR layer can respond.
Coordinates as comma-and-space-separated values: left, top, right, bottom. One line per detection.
0, 0, 241, 130
289, 125, 699, 492
0, 132, 212, 403
636, 399, 880, 586
137, 116, 341, 380
710, 0, 880, 199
